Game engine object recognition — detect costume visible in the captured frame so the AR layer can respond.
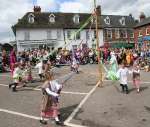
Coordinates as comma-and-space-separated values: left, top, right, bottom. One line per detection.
35, 61, 44, 80
106, 52, 118, 80
40, 80, 63, 125
117, 67, 132, 94
10, 50, 17, 75
71, 58, 79, 73
9, 66, 22, 92
132, 66, 140, 92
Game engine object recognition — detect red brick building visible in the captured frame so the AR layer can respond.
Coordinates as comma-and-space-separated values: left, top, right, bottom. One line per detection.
134, 13, 150, 49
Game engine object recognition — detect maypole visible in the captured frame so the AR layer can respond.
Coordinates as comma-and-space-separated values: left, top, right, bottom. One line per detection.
94, 0, 103, 87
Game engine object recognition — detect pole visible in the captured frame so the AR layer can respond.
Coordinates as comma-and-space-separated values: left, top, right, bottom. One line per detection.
94, 0, 103, 87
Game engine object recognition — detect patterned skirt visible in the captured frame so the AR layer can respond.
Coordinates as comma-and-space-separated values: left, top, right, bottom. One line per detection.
41, 94, 59, 118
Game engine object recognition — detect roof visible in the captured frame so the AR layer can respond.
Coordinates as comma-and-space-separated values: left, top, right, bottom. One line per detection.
12, 12, 136, 34
134, 17, 150, 28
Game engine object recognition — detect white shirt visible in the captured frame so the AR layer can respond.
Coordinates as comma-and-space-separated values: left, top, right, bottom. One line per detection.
117, 68, 131, 84
35, 62, 44, 74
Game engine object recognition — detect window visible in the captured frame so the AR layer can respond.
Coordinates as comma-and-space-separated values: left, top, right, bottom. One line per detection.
73, 14, 80, 24
57, 30, 61, 39
119, 17, 125, 26
120, 29, 127, 38
104, 16, 110, 25
28, 13, 34, 24
146, 28, 150, 35
49, 14, 55, 23
138, 30, 142, 37
106, 29, 112, 39
47, 30, 52, 39
115, 29, 120, 39
94, 30, 96, 39
130, 31, 134, 38
67, 30, 72, 40
86, 30, 90, 40
24, 31, 30, 40
75, 31, 80, 40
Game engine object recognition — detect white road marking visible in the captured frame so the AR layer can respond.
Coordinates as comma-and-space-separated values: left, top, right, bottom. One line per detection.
0, 108, 42, 120
0, 84, 88, 95
65, 122, 87, 127
64, 81, 100, 125
103, 80, 150, 84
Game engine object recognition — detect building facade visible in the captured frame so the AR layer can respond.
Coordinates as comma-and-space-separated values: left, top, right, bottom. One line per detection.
134, 13, 150, 49
12, 6, 135, 51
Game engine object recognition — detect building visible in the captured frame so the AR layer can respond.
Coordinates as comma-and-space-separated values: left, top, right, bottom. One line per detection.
134, 13, 150, 49
101, 14, 135, 48
12, 6, 135, 51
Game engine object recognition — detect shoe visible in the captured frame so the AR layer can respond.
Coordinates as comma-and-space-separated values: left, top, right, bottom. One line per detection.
12, 86, 17, 92
39, 120, 47, 125
9, 84, 12, 89
55, 121, 64, 126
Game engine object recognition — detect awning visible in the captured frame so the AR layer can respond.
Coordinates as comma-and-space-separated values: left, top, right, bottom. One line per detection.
143, 36, 150, 41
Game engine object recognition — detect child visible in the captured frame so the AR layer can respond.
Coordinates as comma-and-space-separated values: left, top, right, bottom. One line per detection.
40, 72, 63, 125
9, 63, 22, 92
117, 63, 132, 94
24, 61, 33, 83
71, 57, 79, 73
132, 64, 140, 93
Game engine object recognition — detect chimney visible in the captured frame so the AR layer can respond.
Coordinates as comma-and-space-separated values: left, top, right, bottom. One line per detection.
139, 12, 146, 22
96, 5, 101, 15
33, 6, 41, 13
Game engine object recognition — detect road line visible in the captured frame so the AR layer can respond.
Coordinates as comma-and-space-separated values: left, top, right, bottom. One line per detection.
0, 84, 88, 95
64, 81, 100, 125
103, 80, 150, 84
0, 108, 42, 120
65, 122, 87, 127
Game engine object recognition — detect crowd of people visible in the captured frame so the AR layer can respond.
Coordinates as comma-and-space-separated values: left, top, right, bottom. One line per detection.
0, 46, 150, 125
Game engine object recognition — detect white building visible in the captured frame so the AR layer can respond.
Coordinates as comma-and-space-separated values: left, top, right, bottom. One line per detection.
12, 6, 103, 51
12, 6, 135, 51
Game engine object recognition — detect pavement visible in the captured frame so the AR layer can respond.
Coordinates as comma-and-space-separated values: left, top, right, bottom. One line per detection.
0, 64, 150, 127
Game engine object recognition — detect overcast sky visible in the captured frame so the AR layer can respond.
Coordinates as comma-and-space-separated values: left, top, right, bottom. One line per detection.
0, 0, 150, 43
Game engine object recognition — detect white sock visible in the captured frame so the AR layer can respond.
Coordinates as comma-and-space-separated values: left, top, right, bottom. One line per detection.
40, 117, 44, 121
55, 117, 59, 122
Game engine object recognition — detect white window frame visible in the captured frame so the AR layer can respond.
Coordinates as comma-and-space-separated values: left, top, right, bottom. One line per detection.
104, 16, 110, 25
73, 14, 80, 24
75, 31, 80, 40
146, 28, 150, 35
24, 31, 30, 40
119, 17, 126, 26
115, 29, 120, 39
120, 29, 127, 38
49, 14, 55, 23
106, 29, 112, 39
130, 31, 134, 38
138, 30, 142, 37
47, 30, 52, 39
57, 30, 61, 39
86, 30, 90, 40
67, 30, 72, 40
28, 13, 35, 24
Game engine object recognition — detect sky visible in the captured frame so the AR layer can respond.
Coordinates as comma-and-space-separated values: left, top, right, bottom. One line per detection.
0, 0, 150, 43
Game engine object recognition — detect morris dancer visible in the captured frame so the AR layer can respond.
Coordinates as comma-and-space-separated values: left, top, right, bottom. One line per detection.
117, 62, 132, 94
71, 57, 79, 73
35, 60, 44, 81
9, 63, 22, 92
132, 64, 141, 93
106, 51, 118, 80
40, 72, 63, 125
10, 48, 17, 76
